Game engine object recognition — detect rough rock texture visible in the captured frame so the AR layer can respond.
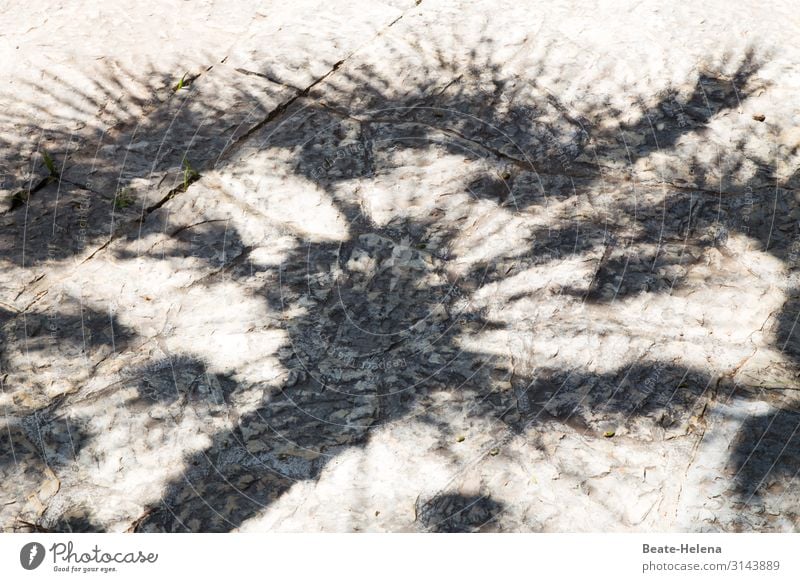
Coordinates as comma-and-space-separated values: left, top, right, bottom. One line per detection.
1, 0, 799, 532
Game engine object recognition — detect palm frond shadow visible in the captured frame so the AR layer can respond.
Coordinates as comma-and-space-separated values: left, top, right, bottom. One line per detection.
2, 32, 799, 531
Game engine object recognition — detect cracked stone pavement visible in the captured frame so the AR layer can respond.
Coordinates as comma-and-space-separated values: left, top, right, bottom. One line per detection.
1, 0, 800, 532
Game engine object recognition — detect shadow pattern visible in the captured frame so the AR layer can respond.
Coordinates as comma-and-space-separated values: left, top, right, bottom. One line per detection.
1, 33, 799, 532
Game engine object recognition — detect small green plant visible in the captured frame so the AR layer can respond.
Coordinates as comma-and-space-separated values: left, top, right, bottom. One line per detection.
41, 150, 59, 182
113, 187, 136, 210
173, 72, 189, 92
10, 190, 29, 209
182, 156, 200, 190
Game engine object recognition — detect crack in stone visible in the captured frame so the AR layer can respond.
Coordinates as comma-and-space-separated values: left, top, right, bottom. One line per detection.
233, 68, 303, 93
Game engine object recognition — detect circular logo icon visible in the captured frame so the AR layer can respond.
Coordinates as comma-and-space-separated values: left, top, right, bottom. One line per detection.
20, 542, 46, 570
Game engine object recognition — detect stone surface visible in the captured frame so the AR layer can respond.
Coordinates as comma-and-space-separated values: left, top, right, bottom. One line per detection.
1, 0, 799, 532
